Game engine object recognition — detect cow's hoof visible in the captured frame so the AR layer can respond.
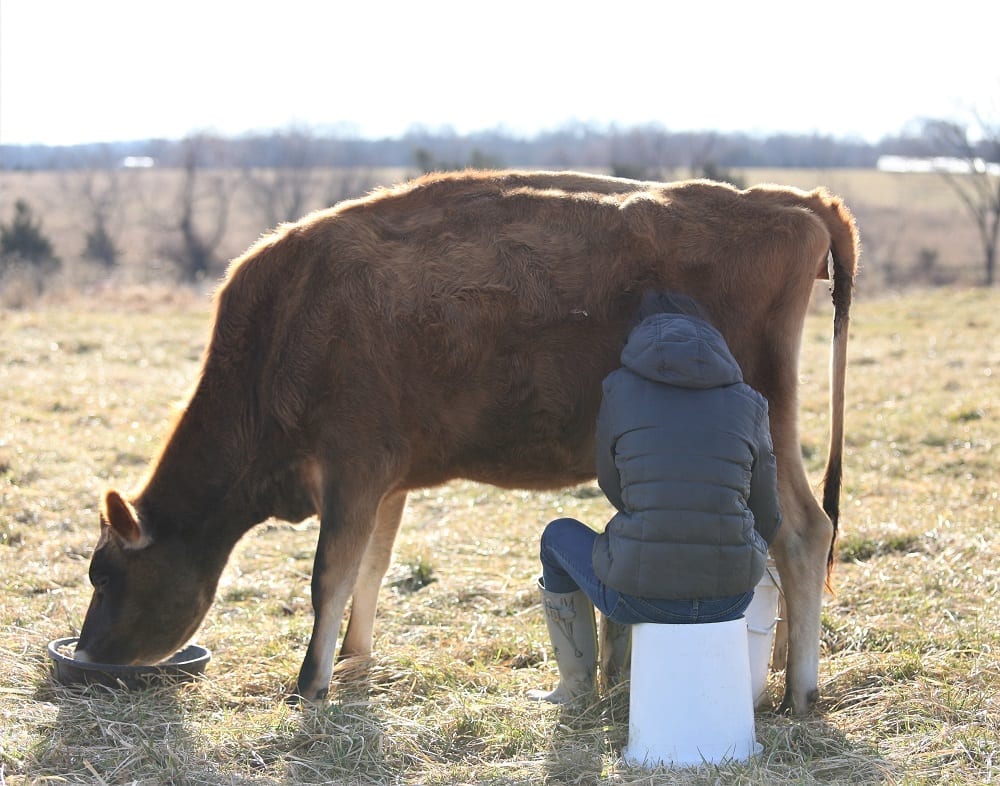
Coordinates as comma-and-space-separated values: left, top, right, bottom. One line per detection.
287, 685, 329, 706
779, 687, 820, 716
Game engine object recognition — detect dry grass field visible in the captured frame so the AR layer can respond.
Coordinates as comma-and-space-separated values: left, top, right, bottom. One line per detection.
0, 282, 997, 785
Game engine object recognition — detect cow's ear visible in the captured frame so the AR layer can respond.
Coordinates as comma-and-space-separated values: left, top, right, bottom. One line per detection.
101, 490, 146, 547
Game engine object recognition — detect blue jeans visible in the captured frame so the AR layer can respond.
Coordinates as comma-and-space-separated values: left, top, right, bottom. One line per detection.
539, 517, 753, 625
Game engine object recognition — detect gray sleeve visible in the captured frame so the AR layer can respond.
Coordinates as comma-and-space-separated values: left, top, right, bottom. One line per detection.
595, 392, 625, 512
748, 406, 782, 545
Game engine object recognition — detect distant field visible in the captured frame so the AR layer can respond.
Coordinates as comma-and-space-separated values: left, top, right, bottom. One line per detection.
0, 287, 997, 784
0, 166, 990, 298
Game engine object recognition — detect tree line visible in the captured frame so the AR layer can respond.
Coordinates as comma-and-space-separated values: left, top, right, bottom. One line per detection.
2, 122, 997, 174
1, 117, 997, 288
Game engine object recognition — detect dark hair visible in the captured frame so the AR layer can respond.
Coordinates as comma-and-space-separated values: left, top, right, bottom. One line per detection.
637, 290, 709, 322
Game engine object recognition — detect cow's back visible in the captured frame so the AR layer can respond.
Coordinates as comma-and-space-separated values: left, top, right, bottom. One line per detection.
214, 171, 834, 490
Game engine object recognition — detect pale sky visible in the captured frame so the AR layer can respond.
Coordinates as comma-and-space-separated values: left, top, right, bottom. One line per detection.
1, 0, 998, 147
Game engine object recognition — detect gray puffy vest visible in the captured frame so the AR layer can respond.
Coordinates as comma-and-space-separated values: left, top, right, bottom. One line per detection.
592, 312, 782, 599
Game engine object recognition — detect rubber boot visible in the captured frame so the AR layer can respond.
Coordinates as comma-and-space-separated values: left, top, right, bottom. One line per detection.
599, 615, 631, 691
527, 580, 597, 704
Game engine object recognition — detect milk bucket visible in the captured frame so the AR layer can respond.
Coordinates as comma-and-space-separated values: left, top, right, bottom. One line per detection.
623, 617, 759, 768
745, 560, 781, 706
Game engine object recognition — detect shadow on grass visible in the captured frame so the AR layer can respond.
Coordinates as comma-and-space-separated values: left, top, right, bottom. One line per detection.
541, 689, 626, 785
31, 666, 896, 784
541, 684, 896, 785
37, 677, 239, 784
261, 698, 393, 785
754, 709, 897, 783
37, 674, 392, 784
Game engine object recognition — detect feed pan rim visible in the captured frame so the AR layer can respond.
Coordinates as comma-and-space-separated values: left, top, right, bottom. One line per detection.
47, 637, 211, 686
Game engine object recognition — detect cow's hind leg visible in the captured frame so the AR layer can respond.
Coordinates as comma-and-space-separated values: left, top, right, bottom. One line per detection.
771, 591, 789, 672
338, 489, 408, 665
770, 468, 833, 715
598, 615, 631, 691
295, 479, 388, 702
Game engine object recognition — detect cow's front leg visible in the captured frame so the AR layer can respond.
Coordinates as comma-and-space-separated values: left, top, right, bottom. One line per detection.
339, 489, 408, 661
295, 488, 383, 701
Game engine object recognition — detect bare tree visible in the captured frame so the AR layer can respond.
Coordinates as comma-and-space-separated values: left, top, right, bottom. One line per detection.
74, 150, 127, 269
242, 126, 323, 228
922, 112, 1000, 286
609, 127, 677, 182
321, 167, 379, 209
163, 135, 236, 282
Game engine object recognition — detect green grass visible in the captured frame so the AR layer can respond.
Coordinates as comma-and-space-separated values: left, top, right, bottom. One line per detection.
1, 286, 998, 784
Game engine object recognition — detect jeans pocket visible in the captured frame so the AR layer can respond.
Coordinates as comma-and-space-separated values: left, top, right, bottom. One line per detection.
619, 595, 694, 625
697, 592, 754, 623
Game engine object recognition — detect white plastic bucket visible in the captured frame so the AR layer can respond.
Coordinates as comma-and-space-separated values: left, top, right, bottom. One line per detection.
745, 561, 781, 706
623, 617, 759, 768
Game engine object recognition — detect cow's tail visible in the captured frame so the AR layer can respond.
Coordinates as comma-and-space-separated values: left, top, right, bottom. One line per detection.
814, 190, 859, 585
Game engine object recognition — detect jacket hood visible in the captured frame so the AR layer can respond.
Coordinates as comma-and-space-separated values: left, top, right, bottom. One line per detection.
620, 313, 744, 389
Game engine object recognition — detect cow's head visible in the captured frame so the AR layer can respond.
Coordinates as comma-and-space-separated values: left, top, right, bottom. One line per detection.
75, 491, 218, 665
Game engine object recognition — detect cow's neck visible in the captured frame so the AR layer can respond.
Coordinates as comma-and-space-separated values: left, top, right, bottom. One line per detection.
135, 384, 264, 545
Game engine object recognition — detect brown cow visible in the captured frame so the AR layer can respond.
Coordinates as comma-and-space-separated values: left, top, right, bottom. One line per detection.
75, 170, 857, 715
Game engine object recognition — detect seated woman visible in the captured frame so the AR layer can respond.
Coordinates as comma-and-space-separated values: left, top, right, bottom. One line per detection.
528, 291, 782, 703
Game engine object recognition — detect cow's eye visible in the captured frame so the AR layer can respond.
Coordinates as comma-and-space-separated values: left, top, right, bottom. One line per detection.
91, 574, 110, 593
